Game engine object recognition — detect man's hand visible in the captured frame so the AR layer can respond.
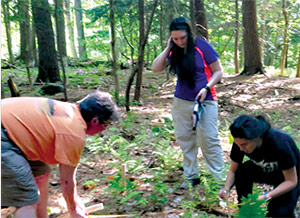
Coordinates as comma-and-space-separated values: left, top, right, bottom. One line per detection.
69, 209, 87, 218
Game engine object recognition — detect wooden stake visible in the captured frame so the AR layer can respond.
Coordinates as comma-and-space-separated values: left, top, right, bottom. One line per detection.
121, 164, 126, 187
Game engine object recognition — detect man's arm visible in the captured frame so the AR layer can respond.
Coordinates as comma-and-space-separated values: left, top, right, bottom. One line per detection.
59, 164, 86, 218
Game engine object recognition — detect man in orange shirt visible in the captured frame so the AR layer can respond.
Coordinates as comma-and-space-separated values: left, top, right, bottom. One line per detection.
1, 91, 119, 218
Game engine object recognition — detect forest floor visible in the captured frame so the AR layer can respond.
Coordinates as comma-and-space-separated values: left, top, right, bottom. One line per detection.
2, 67, 300, 217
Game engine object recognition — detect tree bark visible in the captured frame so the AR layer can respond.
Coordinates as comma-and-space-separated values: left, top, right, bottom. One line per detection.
234, 0, 240, 74
2, 0, 14, 64
55, 0, 67, 59
189, 0, 196, 35
75, 0, 87, 59
241, 0, 264, 75
280, 0, 289, 76
30, 17, 38, 67
133, 0, 145, 102
32, 0, 60, 83
65, 0, 78, 58
134, 0, 158, 102
18, 0, 31, 62
159, 0, 164, 52
260, 0, 268, 61
194, 0, 208, 40
109, 0, 119, 103
297, 45, 300, 78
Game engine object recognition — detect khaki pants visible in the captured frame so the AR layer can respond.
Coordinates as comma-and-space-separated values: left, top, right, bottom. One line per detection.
172, 97, 225, 181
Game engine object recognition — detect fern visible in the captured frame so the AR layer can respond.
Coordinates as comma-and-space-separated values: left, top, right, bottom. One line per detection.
236, 189, 267, 218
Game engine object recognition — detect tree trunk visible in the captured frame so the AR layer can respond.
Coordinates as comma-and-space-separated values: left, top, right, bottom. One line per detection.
159, 0, 169, 80
134, 0, 158, 102
30, 17, 38, 67
126, 67, 138, 112
234, 0, 240, 74
159, 0, 164, 52
1, 82, 5, 99
18, 0, 31, 62
260, 0, 268, 60
75, 0, 87, 59
32, 0, 60, 83
194, 0, 208, 41
189, 0, 195, 35
109, 0, 119, 103
296, 45, 300, 78
134, 0, 145, 102
55, 0, 67, 59
241, 0, 264, 75
2, 0, 14, 64
65, 0, 78, 58
280, 0, 288, 76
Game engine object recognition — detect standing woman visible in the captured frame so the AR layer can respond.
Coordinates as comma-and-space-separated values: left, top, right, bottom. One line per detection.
152, 17, 224, 188
219, 115, 299, 217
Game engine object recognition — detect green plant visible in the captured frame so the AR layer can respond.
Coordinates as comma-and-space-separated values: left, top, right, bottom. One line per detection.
83, 178, 100, 190
201, 176, 221, 209
235, 189, 267, 218
104, 172, 145, 206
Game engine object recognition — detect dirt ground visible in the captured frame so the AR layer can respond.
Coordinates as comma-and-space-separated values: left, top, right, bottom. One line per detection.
10, 71, 300, 218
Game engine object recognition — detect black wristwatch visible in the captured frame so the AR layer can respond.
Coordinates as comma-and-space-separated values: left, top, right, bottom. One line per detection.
205, 85, 211, 92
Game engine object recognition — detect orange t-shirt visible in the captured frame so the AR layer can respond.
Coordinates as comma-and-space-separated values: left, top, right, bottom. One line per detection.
2, 97, 87, 167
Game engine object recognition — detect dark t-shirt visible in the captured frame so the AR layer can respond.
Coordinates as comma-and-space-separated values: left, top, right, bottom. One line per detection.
230, 128, 300, 176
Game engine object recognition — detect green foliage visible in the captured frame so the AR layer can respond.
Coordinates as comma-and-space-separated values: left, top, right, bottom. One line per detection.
201, 176, 222, 209
152, 117, 174, 138
83, 178, 100, 190
104, 172, 142, 205
236, 189, 267, 218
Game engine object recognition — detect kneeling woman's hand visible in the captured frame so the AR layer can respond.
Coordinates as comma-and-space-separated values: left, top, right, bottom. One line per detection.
219, 188, 230, 200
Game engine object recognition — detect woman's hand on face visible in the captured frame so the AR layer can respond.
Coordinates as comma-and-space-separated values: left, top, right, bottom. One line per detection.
196, 88, 208, 102
167, 37, 173, 50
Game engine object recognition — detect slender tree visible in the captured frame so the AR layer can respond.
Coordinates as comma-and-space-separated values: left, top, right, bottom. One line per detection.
18, 0, 31, 62
2, 0, 14, 64
241, 0, 264, 75
194, 0, 208, 40
30, 17, 38, 67
109, 0, 119, 103
75, 0, 87, 59
260, 0, 268, 60
189, 0, 195, 35
280, 0, 289, 75
32, 0, 60, 82
296, 45, 300, 78
134, 0, 158, 102
55, 0, 67, 59
234, 0, 240, 74
65, 0, 77, 58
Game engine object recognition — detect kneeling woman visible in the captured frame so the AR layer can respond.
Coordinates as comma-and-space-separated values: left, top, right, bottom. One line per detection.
219, 115, 299, 217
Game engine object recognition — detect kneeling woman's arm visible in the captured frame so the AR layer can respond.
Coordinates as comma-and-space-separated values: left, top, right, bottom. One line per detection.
219, 161, 239, 199
258, 166, 298, 200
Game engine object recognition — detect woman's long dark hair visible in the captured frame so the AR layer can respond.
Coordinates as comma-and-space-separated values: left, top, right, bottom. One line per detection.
169, 17, 195, 87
